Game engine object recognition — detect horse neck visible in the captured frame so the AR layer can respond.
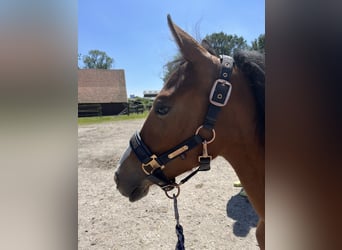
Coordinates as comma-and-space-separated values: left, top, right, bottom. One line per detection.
218, 71, 264, 170
220, 124, 265, 218
215, 71, 265, 218
220, 132, 264, 182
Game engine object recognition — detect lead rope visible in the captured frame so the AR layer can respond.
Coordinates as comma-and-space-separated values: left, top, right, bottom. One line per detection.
173, 194, 185, 250
164, 139, 215, 250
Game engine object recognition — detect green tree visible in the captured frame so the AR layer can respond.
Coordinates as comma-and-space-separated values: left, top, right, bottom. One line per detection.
83, 50, 114, 69
203, 32, 249, 56
251, 34, 265, 53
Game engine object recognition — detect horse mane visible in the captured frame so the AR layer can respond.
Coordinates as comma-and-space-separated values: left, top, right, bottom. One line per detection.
164, 41, 265, 146
233, 50, 265, 146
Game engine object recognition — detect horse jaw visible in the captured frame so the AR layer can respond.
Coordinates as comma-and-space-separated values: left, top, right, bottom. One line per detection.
114, 146, 152, 202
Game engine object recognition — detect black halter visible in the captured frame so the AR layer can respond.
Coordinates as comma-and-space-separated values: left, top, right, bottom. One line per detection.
129, 55, 234, 194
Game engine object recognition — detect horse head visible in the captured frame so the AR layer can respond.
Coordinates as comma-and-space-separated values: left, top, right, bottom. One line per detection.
115, 15, 264, 204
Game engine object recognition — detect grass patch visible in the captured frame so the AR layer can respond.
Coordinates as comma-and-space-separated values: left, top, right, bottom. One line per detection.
78, 112, 149, 125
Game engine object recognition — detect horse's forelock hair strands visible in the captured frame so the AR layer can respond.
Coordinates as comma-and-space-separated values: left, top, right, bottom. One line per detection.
163, 58, 187, 90
201, 39, 217, 56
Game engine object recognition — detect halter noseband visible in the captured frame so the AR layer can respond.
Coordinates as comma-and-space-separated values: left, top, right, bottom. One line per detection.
129, 55, 234, 195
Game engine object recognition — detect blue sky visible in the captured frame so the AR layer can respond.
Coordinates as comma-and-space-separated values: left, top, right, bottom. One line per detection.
78, 0, 265, 97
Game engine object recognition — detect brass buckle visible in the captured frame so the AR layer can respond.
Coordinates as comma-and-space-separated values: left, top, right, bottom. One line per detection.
141, 155, 163, 175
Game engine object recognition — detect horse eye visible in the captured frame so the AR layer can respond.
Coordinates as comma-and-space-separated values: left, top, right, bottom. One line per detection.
155, 106, 170, 116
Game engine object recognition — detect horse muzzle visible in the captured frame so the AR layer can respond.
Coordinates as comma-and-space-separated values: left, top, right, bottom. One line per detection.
114, 146, 151, 202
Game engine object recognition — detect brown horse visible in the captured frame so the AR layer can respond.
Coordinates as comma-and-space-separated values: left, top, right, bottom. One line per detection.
115, 15, 265, 249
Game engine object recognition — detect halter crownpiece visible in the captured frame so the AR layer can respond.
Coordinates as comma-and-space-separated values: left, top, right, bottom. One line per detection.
129, 55, 234, 194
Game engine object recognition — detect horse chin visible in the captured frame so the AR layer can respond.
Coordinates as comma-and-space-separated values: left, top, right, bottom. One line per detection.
129, 185, 150, 202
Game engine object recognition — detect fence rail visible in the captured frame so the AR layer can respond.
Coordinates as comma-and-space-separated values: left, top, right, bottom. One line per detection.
78, 104, 102, 117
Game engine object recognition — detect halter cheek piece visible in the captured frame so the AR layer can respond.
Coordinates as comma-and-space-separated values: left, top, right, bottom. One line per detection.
129, 55, 234, 197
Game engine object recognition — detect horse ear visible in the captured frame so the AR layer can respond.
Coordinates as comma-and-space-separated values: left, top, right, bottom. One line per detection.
167, 14, 211, 64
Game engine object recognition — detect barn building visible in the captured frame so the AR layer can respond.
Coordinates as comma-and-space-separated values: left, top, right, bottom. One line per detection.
78, 69, 128, 117
143, 90, 159, 99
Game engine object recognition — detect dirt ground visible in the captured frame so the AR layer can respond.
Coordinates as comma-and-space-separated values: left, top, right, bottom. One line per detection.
78, 119, 259, 250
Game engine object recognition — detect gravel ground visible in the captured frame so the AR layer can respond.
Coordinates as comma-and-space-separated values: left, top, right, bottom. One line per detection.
78, 119, 259, 250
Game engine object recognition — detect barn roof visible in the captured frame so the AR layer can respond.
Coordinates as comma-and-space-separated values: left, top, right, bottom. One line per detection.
78, 69, 128, 103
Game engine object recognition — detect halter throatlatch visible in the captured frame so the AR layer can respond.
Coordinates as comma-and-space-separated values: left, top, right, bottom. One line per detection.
129, 55, 234, 194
